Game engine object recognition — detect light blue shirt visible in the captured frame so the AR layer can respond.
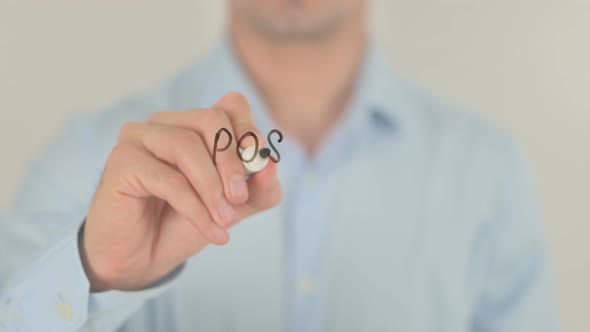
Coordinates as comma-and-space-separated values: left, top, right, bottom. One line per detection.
0, 38, 559, 331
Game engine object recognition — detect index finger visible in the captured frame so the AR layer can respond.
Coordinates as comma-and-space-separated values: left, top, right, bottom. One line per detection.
213, 92, 266, 148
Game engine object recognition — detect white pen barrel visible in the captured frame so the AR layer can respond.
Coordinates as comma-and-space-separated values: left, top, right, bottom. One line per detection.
241, 145, 270, 175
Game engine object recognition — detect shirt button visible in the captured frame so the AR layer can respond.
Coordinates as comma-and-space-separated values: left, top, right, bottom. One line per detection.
299, 277, 315, 295
57, 302, 73, 321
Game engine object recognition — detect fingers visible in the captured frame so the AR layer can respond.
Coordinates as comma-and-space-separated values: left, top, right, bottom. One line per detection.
136, 92, 282, 228
147, 94, 263, 205
109, 143, 229, 245
213, 93, 282, 214
119, 122, 237, 228
213, 92, 267, 148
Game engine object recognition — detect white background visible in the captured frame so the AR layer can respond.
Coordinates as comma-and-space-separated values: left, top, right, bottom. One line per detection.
1, 1, 588, 330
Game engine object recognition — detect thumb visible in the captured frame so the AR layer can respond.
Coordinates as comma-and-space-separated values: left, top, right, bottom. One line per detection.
236, 161, 282, 219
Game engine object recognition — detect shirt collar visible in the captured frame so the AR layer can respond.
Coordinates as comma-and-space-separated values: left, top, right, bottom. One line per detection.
350, 39, 402, 135
193, 34, 405, 140
195, 36, 277, 136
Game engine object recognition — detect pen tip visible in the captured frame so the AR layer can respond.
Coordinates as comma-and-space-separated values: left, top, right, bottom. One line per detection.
259, 147, 271, 158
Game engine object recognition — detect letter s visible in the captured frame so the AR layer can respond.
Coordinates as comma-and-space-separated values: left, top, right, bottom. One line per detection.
267, 129, 283, 163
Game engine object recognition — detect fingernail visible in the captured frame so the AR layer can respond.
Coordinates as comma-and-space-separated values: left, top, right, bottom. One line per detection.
230, 175, 248, 199
217, 199, 236, 225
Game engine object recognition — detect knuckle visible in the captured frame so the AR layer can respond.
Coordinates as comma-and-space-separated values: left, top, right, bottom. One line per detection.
163, 173, 192, 201
201, 107, 229, 125
223, 92, 249, 106
147, 111, 168, 123
236, 128, 263, 147
192, 170, 224, 203
142, 162, 165, 183
219, 92, 253, 115
108, 143, 137, 164
104, 143, 140, 176
187, 208, 215, 237
118, 122, 141, 138
165, 170, 187, 191
171, 129, 201, 148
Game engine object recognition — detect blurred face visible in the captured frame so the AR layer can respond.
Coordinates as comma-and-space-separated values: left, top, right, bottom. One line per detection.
229, 0, 366, 41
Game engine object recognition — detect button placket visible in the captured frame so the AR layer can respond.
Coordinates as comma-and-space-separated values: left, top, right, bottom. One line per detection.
290, 168, 328, 332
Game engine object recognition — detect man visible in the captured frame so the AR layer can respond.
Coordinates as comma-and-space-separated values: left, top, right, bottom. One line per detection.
0, 0, 558, 331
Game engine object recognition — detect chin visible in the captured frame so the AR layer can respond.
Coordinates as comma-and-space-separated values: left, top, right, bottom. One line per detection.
232, 0, 362, 41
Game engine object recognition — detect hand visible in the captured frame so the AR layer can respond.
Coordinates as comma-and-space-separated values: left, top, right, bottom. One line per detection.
80, 93, 282, 292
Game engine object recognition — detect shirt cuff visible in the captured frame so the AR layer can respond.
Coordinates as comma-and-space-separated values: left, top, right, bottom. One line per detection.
1, 233, 90, 331
87, 263, 184, 320
0, 231, 185, 332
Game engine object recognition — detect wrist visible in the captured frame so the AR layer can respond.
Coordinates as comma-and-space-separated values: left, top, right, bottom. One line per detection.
77, 221, 112, 292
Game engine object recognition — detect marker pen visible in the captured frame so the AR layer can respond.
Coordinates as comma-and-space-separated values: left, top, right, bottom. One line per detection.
241, 145, 271, 175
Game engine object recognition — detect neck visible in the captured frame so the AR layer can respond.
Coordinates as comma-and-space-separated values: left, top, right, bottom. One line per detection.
229, 11, 368, 155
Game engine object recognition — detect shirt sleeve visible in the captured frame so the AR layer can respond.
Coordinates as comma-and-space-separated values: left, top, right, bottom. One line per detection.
471, 138, 560, 332
0, 113, 182, 331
